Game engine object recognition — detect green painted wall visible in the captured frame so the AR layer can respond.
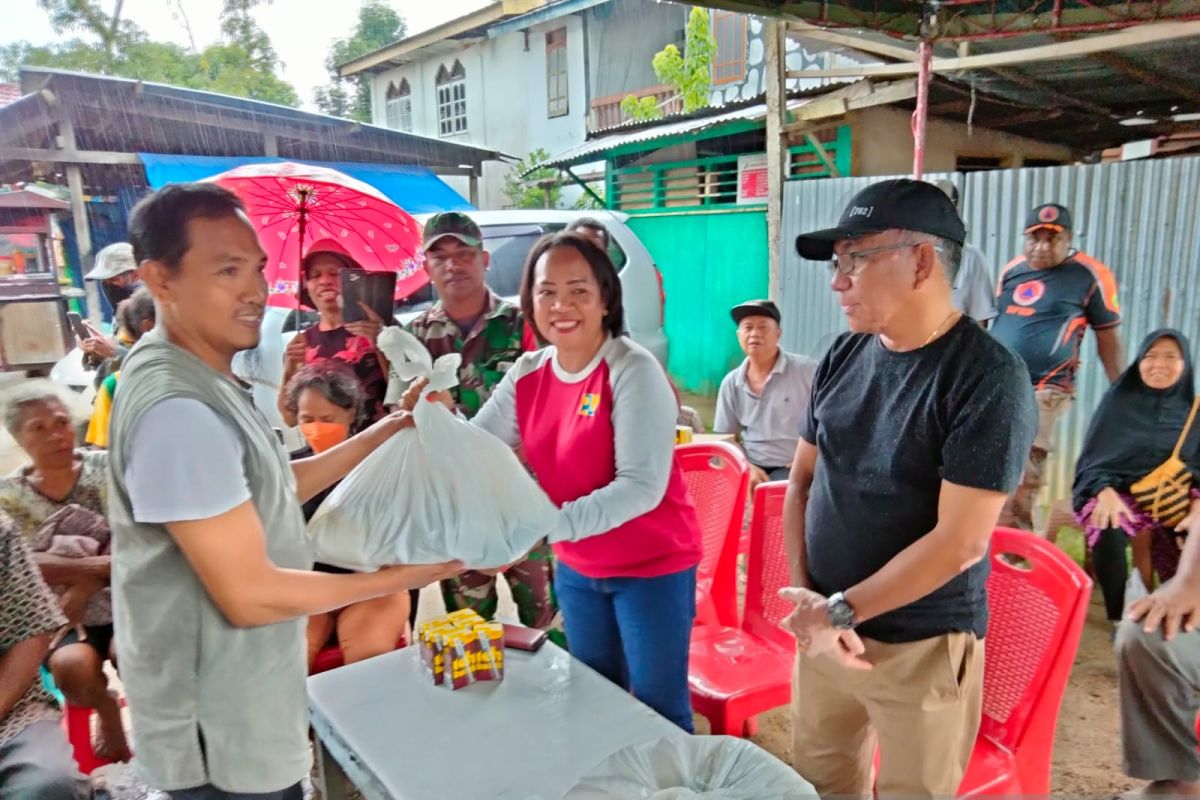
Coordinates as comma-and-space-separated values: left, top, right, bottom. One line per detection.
628, 208, 768, 395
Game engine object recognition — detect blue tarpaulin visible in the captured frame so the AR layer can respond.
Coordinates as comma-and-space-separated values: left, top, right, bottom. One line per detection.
138, 154, 473, 214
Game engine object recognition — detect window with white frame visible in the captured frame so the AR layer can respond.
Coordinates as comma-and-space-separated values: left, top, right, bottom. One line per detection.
435, 60, 467, 136
385, 79, 412, 132
546, 28, 568, 118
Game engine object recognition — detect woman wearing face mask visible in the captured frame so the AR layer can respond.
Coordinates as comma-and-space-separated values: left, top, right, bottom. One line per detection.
1074, 330, 1200, 631
278, 240, 389, 428
451, 231, 702, 731
285, 362, 411, 668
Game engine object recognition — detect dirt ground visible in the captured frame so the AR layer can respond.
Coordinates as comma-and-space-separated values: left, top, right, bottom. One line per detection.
678, 391, 1133, 795
694, 592, 1130, 796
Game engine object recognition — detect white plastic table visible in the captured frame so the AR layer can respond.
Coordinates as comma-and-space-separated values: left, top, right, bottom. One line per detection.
306, 642, 681, 800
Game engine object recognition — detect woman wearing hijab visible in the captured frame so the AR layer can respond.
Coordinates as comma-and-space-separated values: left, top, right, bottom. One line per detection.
1073, 330, 1200, 628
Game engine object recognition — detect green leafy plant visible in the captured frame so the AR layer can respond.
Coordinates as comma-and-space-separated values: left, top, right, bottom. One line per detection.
503, 148, 561, 209
314, 0, 407, 121
621, 6, 715, 122
572, 184, 605, 210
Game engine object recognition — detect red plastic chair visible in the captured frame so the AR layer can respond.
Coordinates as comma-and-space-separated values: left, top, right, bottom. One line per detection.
688, 481, 794, 736
954, 527, 1092, 796
309, 633, 409, 675
677, 442, 750, 628
62, 699, 128, 775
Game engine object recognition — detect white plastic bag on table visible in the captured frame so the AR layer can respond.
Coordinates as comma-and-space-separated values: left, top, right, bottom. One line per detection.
565, 736, 814, 799
307, 327, 560, 570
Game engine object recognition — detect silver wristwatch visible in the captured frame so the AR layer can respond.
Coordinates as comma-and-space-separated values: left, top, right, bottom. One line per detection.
827, 591, 857, 630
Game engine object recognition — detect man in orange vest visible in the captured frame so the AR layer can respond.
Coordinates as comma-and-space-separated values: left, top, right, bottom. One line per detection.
992, 203, 1124, 531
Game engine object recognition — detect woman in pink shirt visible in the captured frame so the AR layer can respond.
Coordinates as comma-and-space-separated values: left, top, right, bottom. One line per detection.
472, 231, 703, 730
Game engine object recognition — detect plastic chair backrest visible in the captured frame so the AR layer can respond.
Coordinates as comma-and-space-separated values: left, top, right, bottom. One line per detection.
677, 442, 750, 596
980, 527, 1091, 752
743, 481, 795, 649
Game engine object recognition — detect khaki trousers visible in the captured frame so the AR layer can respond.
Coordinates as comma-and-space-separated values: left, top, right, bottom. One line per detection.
999, 388, 1074, 531
792, 633, 984, 798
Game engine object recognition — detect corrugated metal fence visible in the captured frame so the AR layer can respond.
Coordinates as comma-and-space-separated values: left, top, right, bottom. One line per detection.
780, 157, 1200, 504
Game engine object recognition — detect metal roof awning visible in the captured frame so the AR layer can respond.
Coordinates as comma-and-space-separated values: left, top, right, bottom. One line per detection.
138, 154, 474, 214
529, 95, 831, 173
678, 2, 1200, 156
338, 0, 545, 76
0, 68, 511, 184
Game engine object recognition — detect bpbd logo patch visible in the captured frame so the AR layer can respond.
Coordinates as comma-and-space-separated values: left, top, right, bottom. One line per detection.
1014, 279, 1045, 307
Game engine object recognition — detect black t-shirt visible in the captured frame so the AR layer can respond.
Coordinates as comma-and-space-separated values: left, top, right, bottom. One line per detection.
991, 253, 1121, 393
801, 317, 1036, 643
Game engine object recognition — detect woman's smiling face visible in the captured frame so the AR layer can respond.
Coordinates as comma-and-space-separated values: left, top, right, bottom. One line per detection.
1140, 336, 1185, 390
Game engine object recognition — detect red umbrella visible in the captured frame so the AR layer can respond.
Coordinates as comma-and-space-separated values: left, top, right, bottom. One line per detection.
206, 161, 428, 310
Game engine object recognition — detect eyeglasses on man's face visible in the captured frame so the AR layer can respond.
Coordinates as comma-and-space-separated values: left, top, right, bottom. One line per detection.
828, 241, 922, 277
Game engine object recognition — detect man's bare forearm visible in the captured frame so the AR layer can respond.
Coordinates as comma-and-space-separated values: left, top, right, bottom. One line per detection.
1173, 513, 1200, 589
1095, 327, 1124, 384
844, 526, 986, 625
33, 553, 110, 584
783, 480, 811, 588
229, 566, 420, 627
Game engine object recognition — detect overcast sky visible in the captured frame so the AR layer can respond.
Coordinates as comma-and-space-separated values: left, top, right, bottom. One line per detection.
2, 0, 491, 109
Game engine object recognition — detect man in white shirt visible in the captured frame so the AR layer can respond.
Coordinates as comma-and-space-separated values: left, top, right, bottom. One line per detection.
714, 300, 817, 486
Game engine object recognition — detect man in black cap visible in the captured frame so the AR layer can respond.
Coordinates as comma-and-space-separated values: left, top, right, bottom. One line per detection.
992, 203, 1124, 530
713, 299, 816, 486
780, 179, 1036, 797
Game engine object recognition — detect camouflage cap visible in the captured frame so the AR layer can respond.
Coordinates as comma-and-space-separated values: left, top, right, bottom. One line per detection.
422, 212, 483, 252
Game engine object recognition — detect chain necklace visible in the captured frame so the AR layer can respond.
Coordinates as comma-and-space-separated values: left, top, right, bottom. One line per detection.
923, 310, 961, 346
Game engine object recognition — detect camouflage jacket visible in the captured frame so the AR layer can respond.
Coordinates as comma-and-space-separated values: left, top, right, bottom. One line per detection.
403, 292, 534, 418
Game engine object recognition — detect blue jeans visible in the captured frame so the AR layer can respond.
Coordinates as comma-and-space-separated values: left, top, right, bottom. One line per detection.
555, 561, 696, 732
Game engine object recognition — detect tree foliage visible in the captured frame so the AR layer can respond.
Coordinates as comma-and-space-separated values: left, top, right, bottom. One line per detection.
0, 0, 300, 107
313, 0, 406, 121
503, 149, 561, 210
622, 7, 715, 123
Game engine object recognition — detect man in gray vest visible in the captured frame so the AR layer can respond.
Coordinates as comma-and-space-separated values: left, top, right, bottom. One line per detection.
109, 183, 460, 799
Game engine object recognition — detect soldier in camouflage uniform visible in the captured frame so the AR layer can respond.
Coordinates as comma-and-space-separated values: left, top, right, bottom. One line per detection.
406, 212, 563, 644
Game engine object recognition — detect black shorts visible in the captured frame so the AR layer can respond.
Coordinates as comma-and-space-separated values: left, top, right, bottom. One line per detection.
50, 623, 114, 661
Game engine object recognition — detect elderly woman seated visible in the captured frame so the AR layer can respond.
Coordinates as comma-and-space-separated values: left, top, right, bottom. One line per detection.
0, 381, 130, 764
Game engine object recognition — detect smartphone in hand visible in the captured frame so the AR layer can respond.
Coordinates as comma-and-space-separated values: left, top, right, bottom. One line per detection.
341, 270, 396, 325
66, 312, 90, 341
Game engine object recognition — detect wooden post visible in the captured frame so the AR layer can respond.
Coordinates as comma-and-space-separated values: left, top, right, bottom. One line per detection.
912, 40, 932, 179
57, 114, 101, 323
765, 19, 787, 303
65, 166, 100, 324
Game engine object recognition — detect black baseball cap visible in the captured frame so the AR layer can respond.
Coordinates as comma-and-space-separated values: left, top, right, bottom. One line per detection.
731, 299, 781, 325
795, 179, 966, 261
1024, 203, 1072, 234
422, 212, 482, 252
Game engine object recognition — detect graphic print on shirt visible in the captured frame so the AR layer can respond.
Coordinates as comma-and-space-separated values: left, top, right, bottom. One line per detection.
1013, 279, 1045, 307
992, 252, 1121, 393
578, 393, 601, 417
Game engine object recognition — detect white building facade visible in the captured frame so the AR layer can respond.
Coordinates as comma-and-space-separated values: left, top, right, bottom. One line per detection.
342, 0, 846, 209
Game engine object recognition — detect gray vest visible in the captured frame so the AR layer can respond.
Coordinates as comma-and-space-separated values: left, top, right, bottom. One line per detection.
108, 331, 313, 793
